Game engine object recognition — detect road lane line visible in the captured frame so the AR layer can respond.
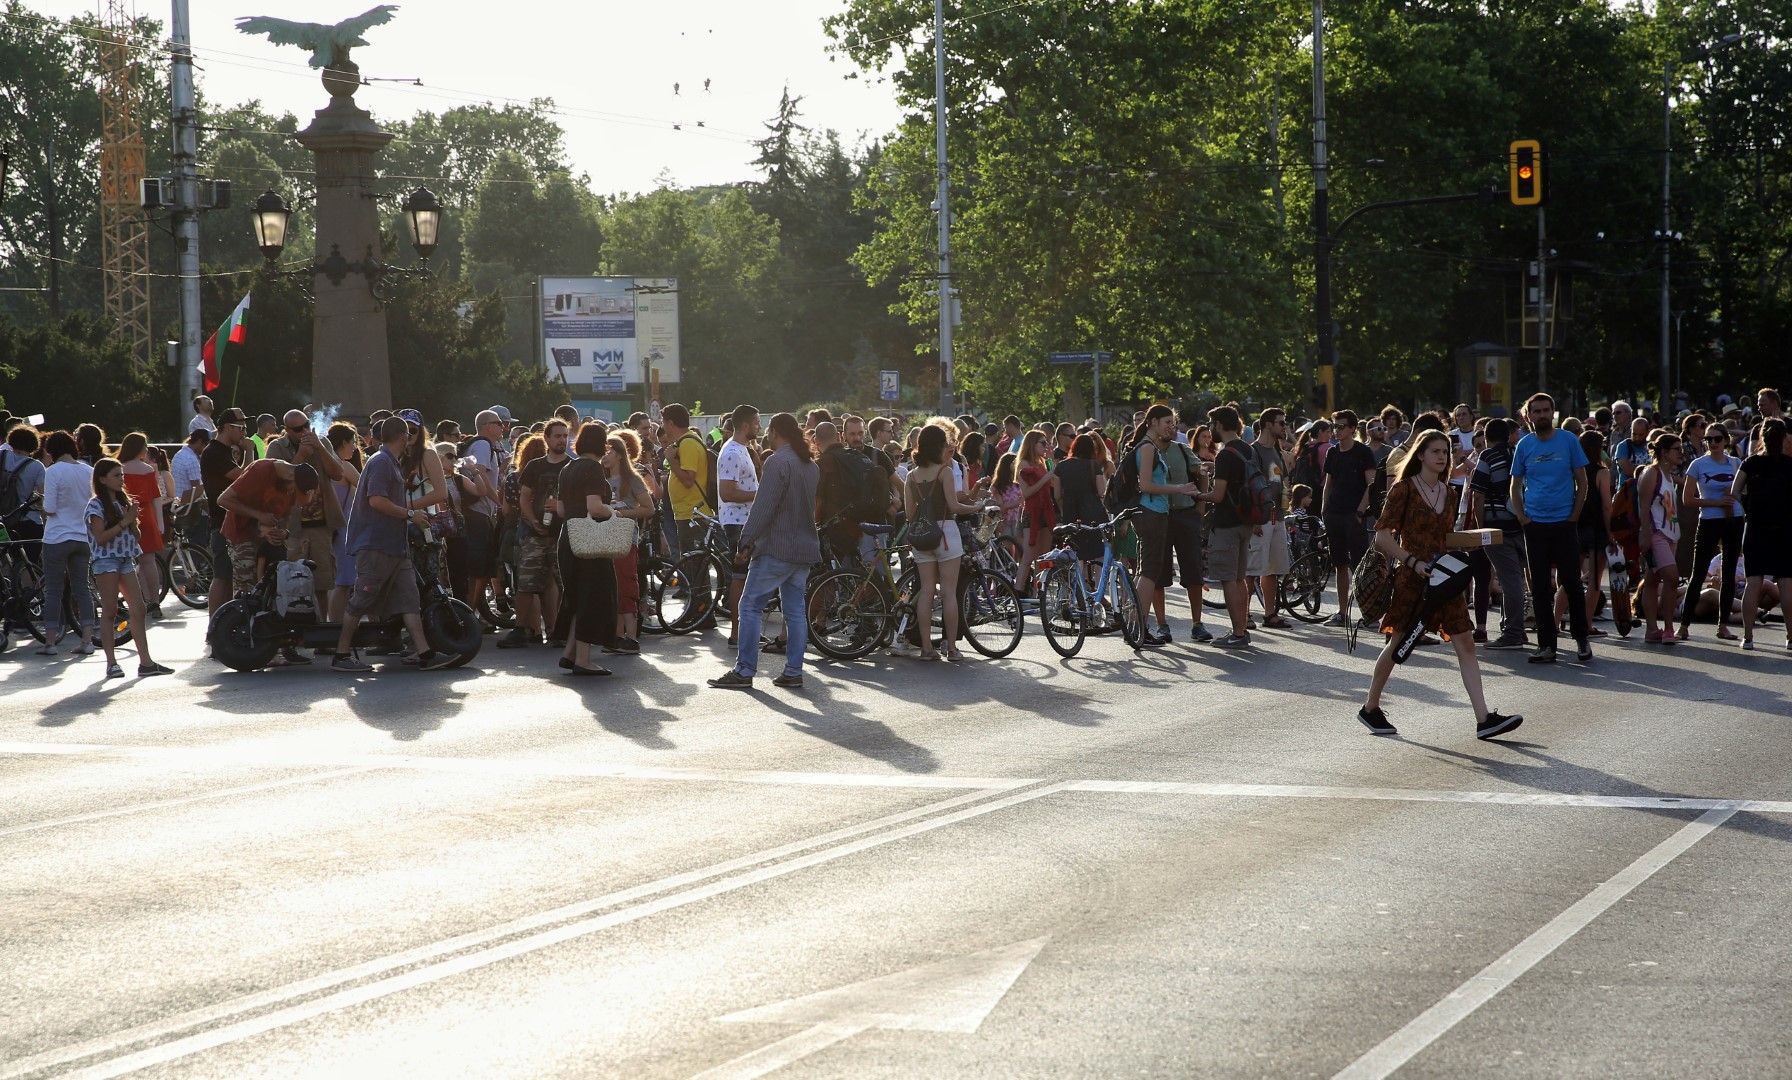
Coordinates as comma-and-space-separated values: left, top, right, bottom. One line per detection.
1332, 805, 1736, 1080
691, 1021, 874, 1080
3, 782, 1051, 1079
1068, 779, 1792, 813
43, 782, 1070, 1080
0, 768, 379, 840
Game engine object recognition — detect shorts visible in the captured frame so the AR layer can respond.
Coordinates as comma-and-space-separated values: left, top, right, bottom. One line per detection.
910, 518, 965, 564
228, 539, 262, 595
724, 523, 745, 556
1135, 508, 1203, 587
1578, 525, 1608, 553
288, 525, 335, 586
1325, 513, 1370, 570
515, 530, 561, 593
1206, 524, 1252, 582
1247, 521, 1294, 577
332, 527, 355, 587
1648, 533, 1678, 573
463, 511, 497, 577
91, 554, 139, 576
346, 549, 421, 621
209, 528, 231, 581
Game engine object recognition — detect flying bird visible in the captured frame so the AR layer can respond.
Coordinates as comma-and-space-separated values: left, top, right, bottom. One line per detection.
703, 78, 711, 92
235, 5, 400, 69
673, 81, 680, 95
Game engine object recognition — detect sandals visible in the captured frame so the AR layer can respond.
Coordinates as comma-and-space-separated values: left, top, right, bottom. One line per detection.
104, 663, 125, 680
944, 648, 966, 663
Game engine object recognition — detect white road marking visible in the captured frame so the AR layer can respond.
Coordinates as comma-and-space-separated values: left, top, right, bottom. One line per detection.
693, 1021, 874, 1080
7, 783, 1059, 1080
0, 767, 378, 839
1069, 779, 1792, 814
1332, 805, 1737, 1080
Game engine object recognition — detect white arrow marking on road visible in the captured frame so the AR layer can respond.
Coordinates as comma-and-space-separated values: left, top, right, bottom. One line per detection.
694, 936, 1051, 1079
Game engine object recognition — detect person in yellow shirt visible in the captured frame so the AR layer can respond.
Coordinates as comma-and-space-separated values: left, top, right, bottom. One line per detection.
662, 402, 712, 541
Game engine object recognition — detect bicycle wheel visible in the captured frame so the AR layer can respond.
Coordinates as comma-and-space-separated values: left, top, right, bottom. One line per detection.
806, 568, 892, 662
890, 564, 931, 651
478, 561, 517, 628
637, 556, 678, 634
656, 552, 726, 635
960, 566, 1023, 658
1281, 549, 1331, 623
1037, 563, 1087, 658
1109, 564, 1146, 649
166, 542, 213, 610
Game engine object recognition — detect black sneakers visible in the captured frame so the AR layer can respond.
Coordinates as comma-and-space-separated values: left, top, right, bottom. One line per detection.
332, 653, 373, 673
1575, 640, 1593, 663
772, 673, 804, 688
1476, 711, 1524, 740
1357, 706, 1397, 736
1527, 647, 1558, 664
708, 670, 753, 690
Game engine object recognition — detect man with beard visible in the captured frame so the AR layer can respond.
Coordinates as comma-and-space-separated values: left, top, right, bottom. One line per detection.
1510, 393, 1592, 664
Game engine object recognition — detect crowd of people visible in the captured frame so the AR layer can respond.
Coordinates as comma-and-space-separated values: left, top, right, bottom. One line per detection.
1, 385, 1785, 737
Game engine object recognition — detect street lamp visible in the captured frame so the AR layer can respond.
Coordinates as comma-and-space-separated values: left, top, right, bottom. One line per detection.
1660, 32, 1742, 409
251, 189, 292, 262
252, 187, 443, 302
401, 186, 442, 261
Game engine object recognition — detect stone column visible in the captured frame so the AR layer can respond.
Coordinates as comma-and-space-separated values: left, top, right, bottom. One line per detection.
296, 61, 393, 416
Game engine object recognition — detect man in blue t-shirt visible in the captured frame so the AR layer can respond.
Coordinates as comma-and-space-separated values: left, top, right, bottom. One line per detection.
1510, 392, 1591, 664
1610, 415, 1653, 490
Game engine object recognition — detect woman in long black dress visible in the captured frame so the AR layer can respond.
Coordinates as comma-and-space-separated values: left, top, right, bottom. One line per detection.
1733, 418, 1791, 650
1358, 430, 1522, 741
554, 422, 620, 676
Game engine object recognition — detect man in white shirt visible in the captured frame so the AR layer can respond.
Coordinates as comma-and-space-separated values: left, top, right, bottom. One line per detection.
36, 430, 97, 655
171, 429, 207, 501
717, 404, 760, 646
188, 395, 217, 436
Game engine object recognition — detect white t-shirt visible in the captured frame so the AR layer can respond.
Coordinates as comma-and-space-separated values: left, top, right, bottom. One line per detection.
716, 439, 758, 527
42, 459, 96, 545
188, 413, 217, 436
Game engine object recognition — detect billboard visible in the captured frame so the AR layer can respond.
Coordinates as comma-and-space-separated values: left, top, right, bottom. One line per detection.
540, 276, 680, 393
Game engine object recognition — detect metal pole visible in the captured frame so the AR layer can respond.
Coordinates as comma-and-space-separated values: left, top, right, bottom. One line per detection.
171, 0, 202, 410
933, 0, 954, 416
1311, 0, 1332, 414
1660, 59, 1673, 412
45, 138, 60, 318
1092, 359, 1100, 423
1536, 207, 1547, 392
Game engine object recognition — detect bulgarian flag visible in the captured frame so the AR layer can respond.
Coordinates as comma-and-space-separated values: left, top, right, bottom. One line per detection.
199, 292, 251, 393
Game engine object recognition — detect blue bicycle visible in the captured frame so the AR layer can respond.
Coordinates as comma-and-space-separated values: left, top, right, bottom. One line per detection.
1032, 507, 1145, 657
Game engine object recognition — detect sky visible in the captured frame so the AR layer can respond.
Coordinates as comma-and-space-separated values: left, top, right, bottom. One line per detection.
28, 0, 913, 194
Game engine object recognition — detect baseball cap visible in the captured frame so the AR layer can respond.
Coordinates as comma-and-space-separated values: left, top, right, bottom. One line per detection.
397, 408, 423, 426
216, 407, 248, 428
488, 405, 513, 424
291, 463, 320, 492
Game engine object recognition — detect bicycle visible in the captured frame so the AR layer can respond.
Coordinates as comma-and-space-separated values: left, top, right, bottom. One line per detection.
157, 511, 214, 611
1033, 507, 1146, 658
652, 508, 738, 635
1278, 516, 1333, 623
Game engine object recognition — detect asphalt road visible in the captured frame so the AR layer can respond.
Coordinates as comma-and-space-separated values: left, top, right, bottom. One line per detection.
3, 597, 1790, 1079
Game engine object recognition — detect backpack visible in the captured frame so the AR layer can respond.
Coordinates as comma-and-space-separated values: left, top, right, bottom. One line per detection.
0, 451, 33, 519
1105, 442, 1143, 515
274, 559, 318, 619
676, 432, 719, 513
827, 446, 889, 523
1224, 443, 1276, 527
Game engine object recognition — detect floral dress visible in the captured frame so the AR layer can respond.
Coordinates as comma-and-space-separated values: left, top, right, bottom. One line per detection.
1375, 477, 1472, 638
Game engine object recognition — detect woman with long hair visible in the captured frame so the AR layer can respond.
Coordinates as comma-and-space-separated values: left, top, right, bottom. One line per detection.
1055, 433, 1109, 572
399, 409, 450, 513
604, 430, 657, 650
1732, 418, 1791, 650
961, 431, 987, 491
990, 452, 1023, 541
1190, 424, 1217, 463
904, 424, 966, 661
75, 423, 110, 465
1636, 432, 1685, 643
1561, 429, 1611, 638
116, 432, 167, 617
1289, 419, 1330, 491
554, 422, 620, 675
1677, 423, 1746, 641
325, 421, 363, 621
86, 458, 171, 679
1015, 429, 1059, 597
1358, 430, 1519, 739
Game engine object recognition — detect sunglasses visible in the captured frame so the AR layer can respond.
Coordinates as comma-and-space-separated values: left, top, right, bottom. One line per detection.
1706, 434, 1728, 442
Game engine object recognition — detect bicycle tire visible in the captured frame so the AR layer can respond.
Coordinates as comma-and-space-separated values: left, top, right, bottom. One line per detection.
960, 566, 1023, 658
165, 543, 213, 610
1281, 549, 1331, 623
806, 567, 892, 661
637, 556, 678, 635
478, 561, 518, 629
1038, 564, 1087, 658
890, 564, 930, 652
656, 552, 727, 635
1110, 564, 1146, 649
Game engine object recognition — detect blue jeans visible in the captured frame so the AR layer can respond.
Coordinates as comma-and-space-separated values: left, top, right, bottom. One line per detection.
42, 540, 95, 639
733, 555, 809, 678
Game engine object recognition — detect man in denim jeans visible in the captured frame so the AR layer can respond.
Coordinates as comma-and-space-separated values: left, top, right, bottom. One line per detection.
709, 412, 820, 691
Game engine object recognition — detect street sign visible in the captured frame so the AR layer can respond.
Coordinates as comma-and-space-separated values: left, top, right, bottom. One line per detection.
879, 370, 900, 401
1047, 351, 1114, 365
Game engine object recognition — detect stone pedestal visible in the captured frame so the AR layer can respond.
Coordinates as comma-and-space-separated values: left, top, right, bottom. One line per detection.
296, 62, 394, 416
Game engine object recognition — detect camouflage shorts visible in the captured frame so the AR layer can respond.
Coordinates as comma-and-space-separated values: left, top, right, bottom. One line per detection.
515, 531, 560, 594
228, 540, 262, 595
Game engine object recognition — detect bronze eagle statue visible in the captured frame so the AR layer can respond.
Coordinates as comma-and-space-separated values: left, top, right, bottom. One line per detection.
235, 5, 399, 69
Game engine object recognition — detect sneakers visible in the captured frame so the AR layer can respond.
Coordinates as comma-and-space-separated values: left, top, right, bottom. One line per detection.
1486, 634, 1529, 650
1357, 705, 1396, 736
279, 647, 313, 666
137, 662, 174, 677
1213, 632, 1250, 650
1527, 647, 1558, 664
332, 653, 373, 673
418, 649, 458, 671
1476, 711, 1524, 740
1472, 628, 1488, 643
496, 629, 537, 649
1741, 638, 1755, 651
772, 673, 804, 688
1575, 640, 1593, 664
1324, 612, 1349, 627
888, 641, 919, 658
708, 670, 753, 691
1188, 624, 1214, 643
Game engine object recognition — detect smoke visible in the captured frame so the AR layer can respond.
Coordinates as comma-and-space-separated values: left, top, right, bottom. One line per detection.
309, 403, 342, 435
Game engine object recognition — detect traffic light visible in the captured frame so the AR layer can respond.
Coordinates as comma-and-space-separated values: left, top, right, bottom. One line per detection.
1509, 139, 1546, 207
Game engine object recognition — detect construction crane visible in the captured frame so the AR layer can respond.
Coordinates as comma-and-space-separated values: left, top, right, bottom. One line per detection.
97, 0, 152, 363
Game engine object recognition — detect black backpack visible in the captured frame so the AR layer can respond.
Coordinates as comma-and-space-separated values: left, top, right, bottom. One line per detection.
828, 446, 890, 522
676, 432, 720, 513
0, 452, 32, 519
1225, 443, 1276, 527
1105, 442, 1143, 515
